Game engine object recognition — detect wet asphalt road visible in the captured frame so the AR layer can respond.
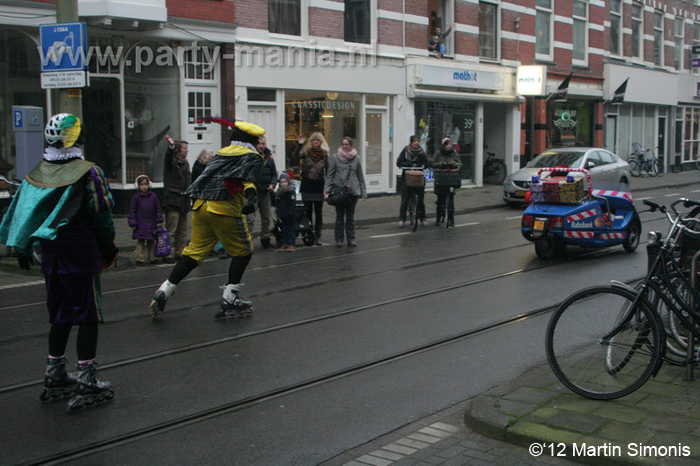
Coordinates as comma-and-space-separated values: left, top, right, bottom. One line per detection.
1, 187, 695, 465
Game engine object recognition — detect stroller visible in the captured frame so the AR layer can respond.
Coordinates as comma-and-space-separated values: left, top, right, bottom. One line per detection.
271, 183, 316, 248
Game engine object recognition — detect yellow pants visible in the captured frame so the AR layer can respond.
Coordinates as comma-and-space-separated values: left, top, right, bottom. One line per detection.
181, 207, 253, 265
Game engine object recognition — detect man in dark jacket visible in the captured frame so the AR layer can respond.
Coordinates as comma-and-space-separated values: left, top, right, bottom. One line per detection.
247, 136, 278, 249
162, 135, 191, 263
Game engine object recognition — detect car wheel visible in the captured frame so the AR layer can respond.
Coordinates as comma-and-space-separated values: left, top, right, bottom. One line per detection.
619, 177, 629, 187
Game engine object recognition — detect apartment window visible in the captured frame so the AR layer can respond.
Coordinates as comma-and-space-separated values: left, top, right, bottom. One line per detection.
694, 23, 700, 74
478, 2, 498, 59
610, 0, 622, 56
572, 0, 587, 62
654, 11, 664, 66
536, 0, 552, 58
345, 0, 370, 44
675, 17, 685, 71
631, 4, 643, 58
269, 0, 301, 36
184, 48, 214, 80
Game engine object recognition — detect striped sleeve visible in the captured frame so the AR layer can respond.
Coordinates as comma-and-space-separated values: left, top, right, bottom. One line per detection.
86, 166, 114, 213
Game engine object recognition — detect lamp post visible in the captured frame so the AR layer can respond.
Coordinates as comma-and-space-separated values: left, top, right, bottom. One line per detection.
54, 0, 82, 118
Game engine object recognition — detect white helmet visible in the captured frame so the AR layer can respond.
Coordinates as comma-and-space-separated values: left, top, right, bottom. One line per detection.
44, 113, 80, 147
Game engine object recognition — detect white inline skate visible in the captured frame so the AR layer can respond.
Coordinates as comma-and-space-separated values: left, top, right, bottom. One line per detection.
66, 362, 114, 412
214, 284, 253, 319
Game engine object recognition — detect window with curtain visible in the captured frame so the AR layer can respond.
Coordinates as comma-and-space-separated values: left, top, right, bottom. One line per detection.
675, 17, 685, 71
269, 0, 301, 36
654, 11, 663, 66
572, 0, 587, 62
345, 0, 371, 44
631, 4, 643, 58
478, 2, 497, 59
610, 0, 622, 56
535, 0, 552, 57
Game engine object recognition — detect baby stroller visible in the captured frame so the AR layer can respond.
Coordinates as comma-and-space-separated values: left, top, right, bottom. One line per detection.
271, 184, 316, 247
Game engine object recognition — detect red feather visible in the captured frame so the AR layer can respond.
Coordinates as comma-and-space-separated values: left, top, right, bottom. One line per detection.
196, 117, 237, 128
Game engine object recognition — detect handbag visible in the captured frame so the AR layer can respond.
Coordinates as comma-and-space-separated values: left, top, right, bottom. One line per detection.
153, 228, 172, 258
326, 160, 353, 207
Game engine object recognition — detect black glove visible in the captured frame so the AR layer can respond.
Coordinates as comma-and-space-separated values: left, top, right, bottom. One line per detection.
17, 253, 34, 270
241, 188, 257, 215
99, 242, 119, 268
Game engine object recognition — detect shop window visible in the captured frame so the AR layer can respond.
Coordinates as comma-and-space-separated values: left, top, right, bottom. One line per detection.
414, 100, 476, 182
365, 94, 388, 106
535, 0, 552, 59
631, 4, 643, 59
184, 47, 214, 80
345, 0, 370, 44
654, 11, 664, 66
610, 0, 622, 56
269, 0, 301, 36
125, 41, 181, 184
284, 91, 359, 166
675, 17, 685, 71
547, 103, 593, 148
478, 2, 497, 59
82, 78, 122, 181
0, 30, 42, 180
572, 0, 587, 63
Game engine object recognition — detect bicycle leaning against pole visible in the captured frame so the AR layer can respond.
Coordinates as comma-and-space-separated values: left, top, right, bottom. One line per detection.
629, 142, 663, 177
546, 198, 700, 400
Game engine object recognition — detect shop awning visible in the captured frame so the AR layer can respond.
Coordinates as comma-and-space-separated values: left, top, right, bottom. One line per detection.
409, 87, 524, 104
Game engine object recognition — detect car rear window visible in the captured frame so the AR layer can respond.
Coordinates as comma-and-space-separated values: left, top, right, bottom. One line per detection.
528, 152, 584, 168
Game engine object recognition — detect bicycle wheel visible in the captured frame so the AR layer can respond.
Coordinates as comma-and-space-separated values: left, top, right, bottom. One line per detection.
446, 189, 454, 228
648, 161, 658, 177
484, 161, 506, 185
407, 194, 416, 227
546, 285, 663, 400
655, 158, 664, 177
411, 192, 419, 232
695, 154, 700, 170
629, 160, 641, 177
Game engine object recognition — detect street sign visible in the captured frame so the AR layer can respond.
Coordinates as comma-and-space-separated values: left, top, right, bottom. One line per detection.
39, 22, 88, 72
40, 70, 88, 89
693, 45, 700, 55
692, 58, 700, 68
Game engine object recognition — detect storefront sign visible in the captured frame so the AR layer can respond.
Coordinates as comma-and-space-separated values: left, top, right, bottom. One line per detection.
290, 100, 356, 110
516, 66, 547, 95
417, 65, 503, 91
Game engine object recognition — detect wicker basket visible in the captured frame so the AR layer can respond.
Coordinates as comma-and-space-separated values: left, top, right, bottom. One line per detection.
433, 169, 461, 188
404, 170, 425, 187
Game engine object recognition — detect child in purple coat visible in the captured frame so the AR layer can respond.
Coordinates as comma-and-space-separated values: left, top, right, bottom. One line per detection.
129, 175, 163, 265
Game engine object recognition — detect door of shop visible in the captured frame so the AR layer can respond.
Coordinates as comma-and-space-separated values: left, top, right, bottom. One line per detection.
605, 115, 618, 155
248, 105, 278, 168
184, 86, 221, 166
365, 110, 388, 192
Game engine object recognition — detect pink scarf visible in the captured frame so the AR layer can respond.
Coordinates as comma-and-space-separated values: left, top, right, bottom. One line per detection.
337, 147, 357, 164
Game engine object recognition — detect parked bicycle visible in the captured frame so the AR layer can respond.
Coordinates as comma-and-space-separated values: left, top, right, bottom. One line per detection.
546, 198, 700, 400
629, 143, 663, 177
483, 152, 507, 185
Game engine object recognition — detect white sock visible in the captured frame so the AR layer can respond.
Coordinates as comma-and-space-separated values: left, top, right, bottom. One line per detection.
157, 280, 177, 299
222, 284, 241, 301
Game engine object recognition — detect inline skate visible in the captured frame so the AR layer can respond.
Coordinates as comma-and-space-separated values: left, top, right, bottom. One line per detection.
66, 362, 114, 412
150, 280, 177, 319
214, 284, 253, 319
40, 357, 77, 402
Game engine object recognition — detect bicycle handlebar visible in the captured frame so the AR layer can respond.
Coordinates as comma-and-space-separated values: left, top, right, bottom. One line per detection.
0, 175, 20, 187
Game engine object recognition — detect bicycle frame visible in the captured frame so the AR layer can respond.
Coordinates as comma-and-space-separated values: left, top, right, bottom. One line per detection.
604, 201, 700, 364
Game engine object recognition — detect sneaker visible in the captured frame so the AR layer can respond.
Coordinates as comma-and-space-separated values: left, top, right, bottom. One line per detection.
336, 242, 343, 248
286, 246, 296, 252
348, 241, 357, 247
420, 220, 427, 227
398, 221, 405, 228
315, 238, 323, 246
276, 245, 287, 252
136, 260, 146, 266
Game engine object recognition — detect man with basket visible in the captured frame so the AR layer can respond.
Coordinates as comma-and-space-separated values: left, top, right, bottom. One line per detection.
397, 136, 429, 228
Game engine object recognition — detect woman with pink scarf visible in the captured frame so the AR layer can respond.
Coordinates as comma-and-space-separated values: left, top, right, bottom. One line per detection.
324, 137, 367, 247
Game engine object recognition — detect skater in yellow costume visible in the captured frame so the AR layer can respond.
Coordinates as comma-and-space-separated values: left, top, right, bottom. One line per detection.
149, 120, 265, 319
